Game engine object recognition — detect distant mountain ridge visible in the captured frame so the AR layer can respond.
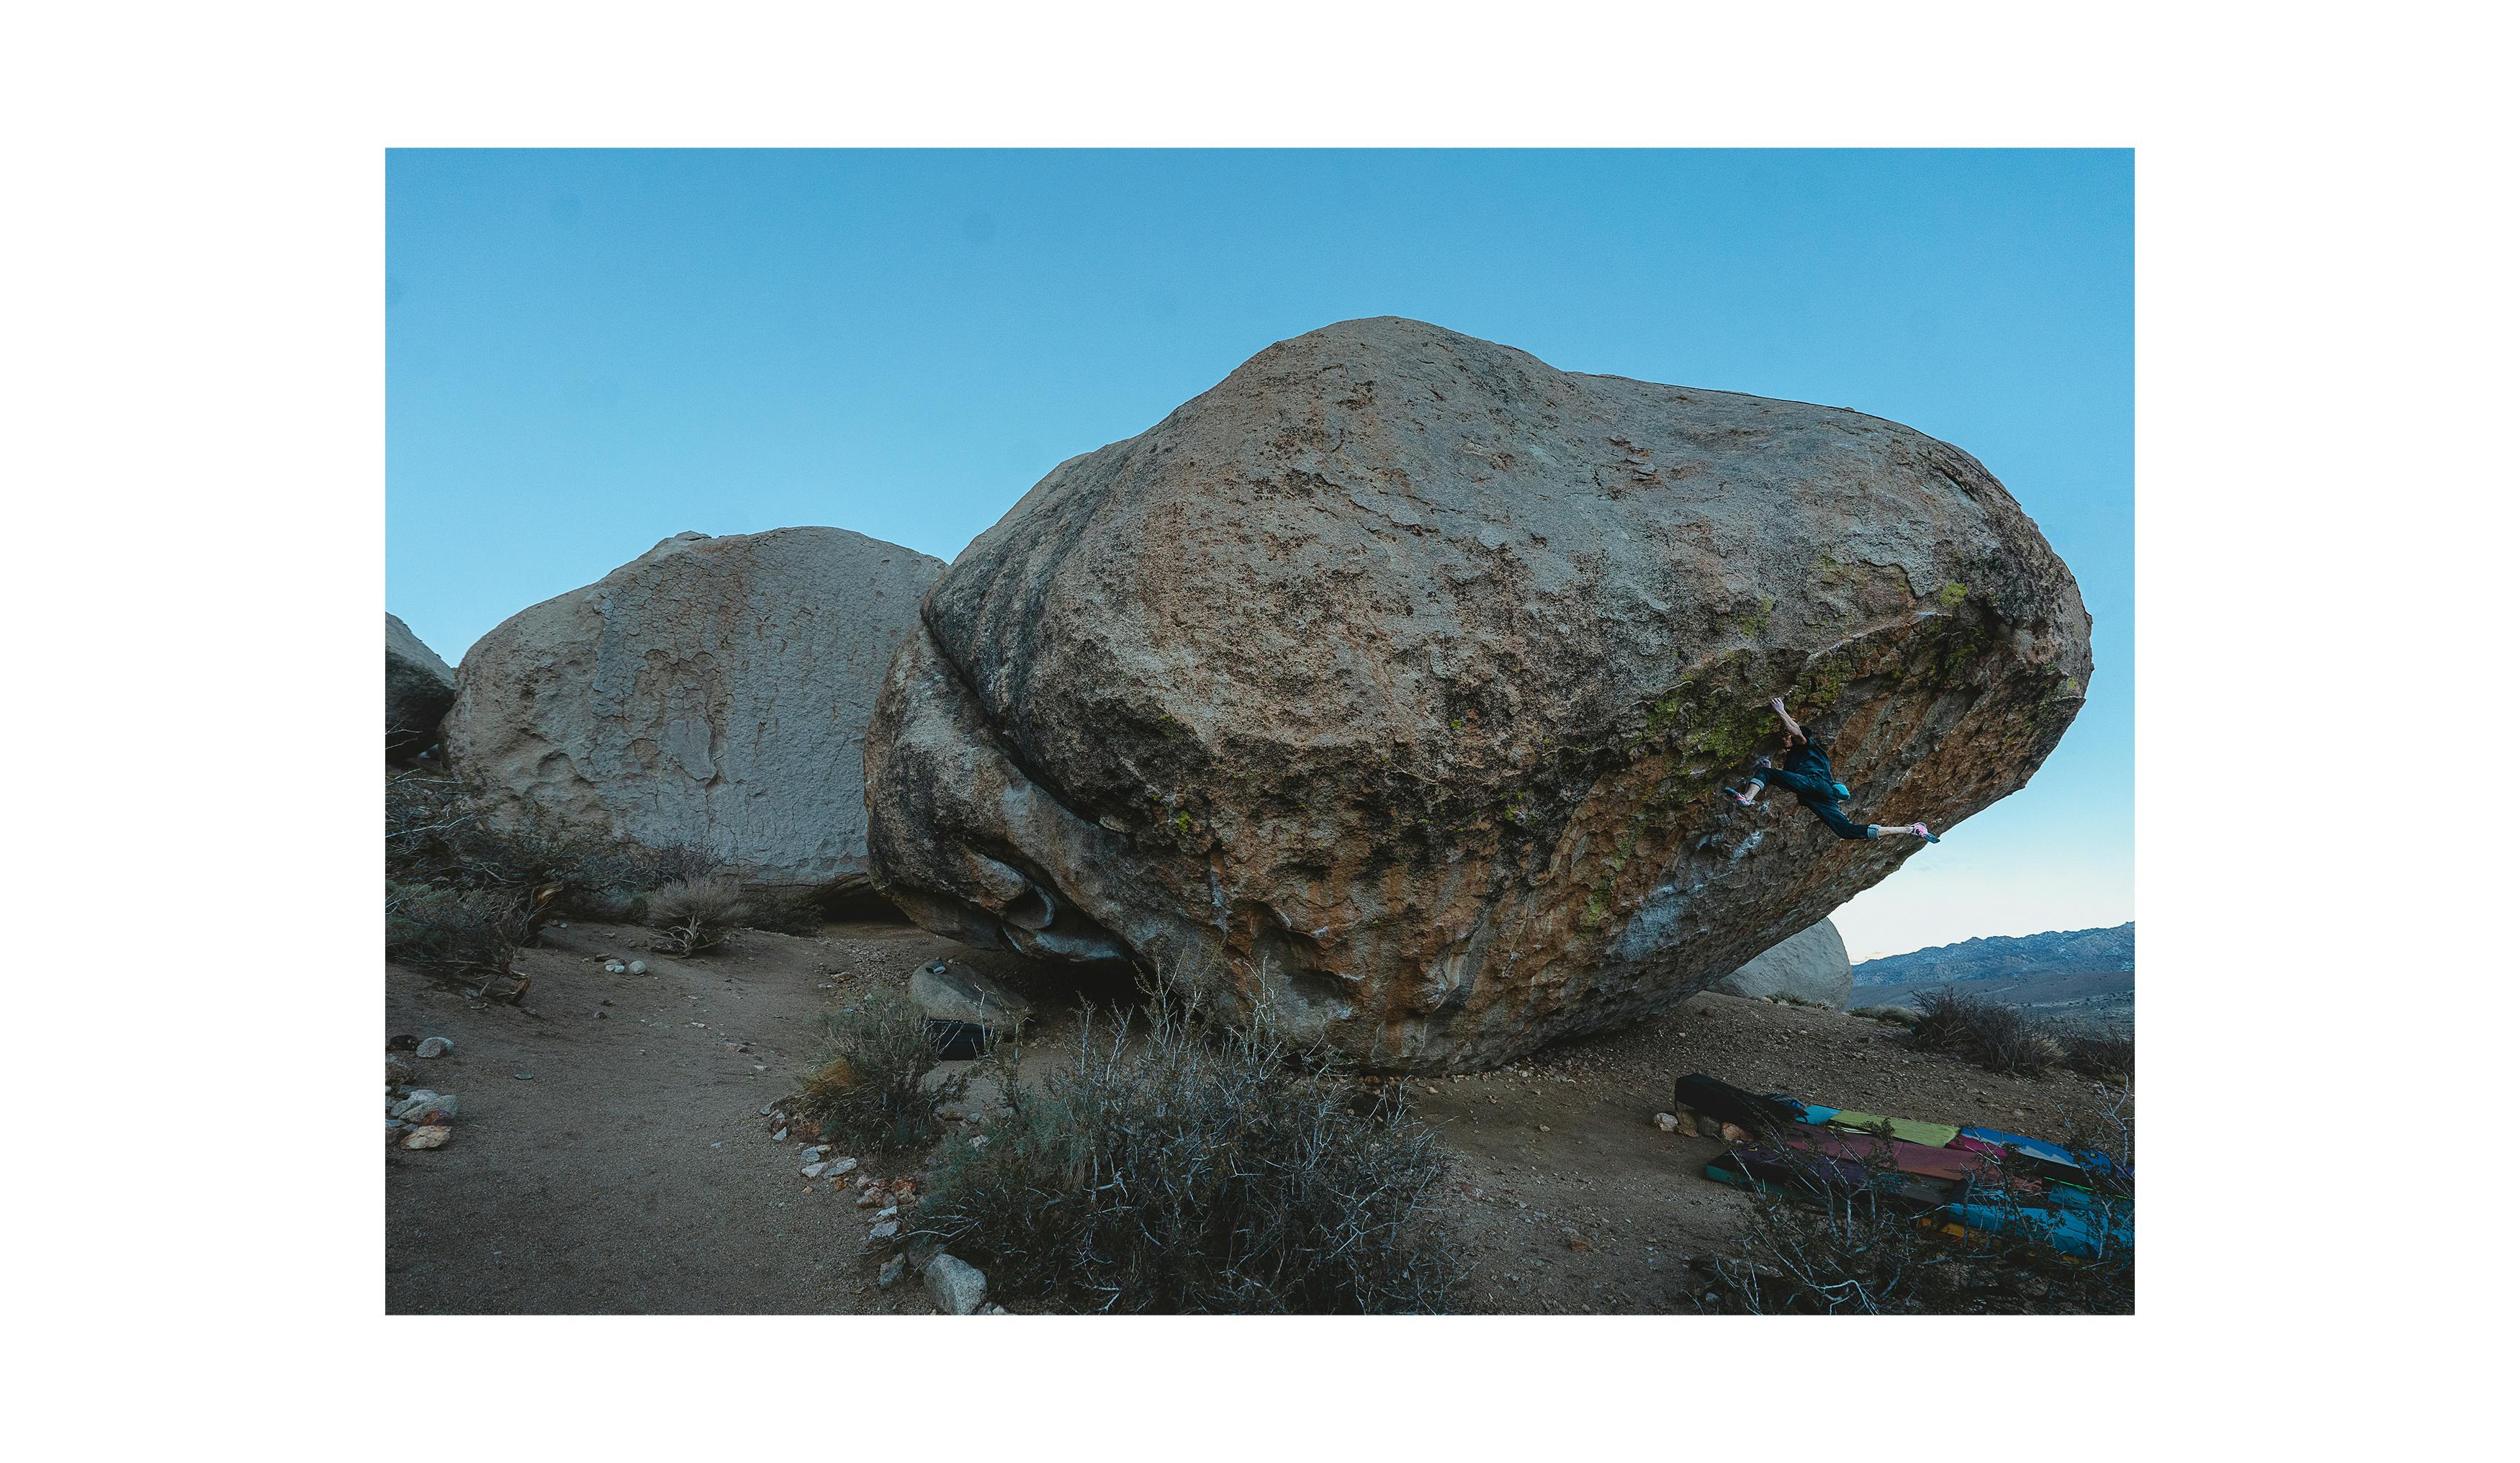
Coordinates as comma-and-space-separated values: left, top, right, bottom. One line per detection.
1853, 922, 2134, 988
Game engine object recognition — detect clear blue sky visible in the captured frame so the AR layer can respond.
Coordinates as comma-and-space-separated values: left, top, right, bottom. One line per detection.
387, 149, 2131, 960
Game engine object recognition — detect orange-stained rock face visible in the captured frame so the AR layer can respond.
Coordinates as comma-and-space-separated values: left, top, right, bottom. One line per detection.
865, 318, 2091, 1072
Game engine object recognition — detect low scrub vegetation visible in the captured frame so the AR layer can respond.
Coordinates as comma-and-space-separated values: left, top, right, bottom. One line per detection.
647, 875, 747, 956
896, 996, 1462, 1314
2057, 1027, 2134, 1081
387, 770, 721, 902
1908, 986, 2133, 1081
387, 772, 737, 978
1911, 986, 2060, 1075
798, 986, 966, 1154
384, 881, 542, 987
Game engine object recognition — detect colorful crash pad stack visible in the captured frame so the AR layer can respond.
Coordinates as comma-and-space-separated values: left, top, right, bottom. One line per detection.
1677, 1073, 2132, 1260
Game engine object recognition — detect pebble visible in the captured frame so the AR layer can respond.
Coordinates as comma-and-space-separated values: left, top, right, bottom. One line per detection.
825, 1157, 859, 1176
867, 1220, 900, 1241
772, 1128, 789, 1142
801, 1162, 829, 1179
513, 1073, 534, 1080
980, 1304, 1009, 1315
627, 960, 647, 975
402, 1125, 451, 1150
603, 961, 626, 974
873, 1205, 899, 1222
800, 1146, 827, 1163
390, 1091, 459, 1122
415, 1037, 454, 1058
1654, 1112, 1680, 1133
877, 1256, 906, 1289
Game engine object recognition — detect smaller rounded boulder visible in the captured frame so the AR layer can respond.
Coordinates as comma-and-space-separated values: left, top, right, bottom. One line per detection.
1709, 919, 1854, 1010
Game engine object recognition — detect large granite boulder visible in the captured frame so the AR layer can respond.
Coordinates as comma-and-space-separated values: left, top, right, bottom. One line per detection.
386, 613, 456, 762
865, 318, 2090, 1071
1710, 918, 1853, 1009
446, 528, 942, 886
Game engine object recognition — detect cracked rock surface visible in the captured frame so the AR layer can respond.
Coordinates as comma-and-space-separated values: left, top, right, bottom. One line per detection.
864, 318, 2089, 1071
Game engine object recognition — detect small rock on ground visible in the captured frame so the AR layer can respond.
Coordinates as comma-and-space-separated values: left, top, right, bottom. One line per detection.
924, 1253, 988, 1315
415, 1036, 454, 1058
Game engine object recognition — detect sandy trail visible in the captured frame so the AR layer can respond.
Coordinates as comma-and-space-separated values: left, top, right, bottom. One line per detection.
389, 921, 2125, 1315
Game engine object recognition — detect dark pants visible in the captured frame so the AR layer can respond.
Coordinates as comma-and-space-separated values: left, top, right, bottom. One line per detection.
1751, 770, 1875, 841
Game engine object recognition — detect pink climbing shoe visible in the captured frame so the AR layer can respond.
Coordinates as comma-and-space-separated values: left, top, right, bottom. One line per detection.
1912, 822, 1940, 843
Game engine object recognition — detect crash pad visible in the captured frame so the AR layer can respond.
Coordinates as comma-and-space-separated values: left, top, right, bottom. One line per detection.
1956, 1125, 2128, 1181
1937, 1200, 2130, 1261
1827, 1110, 1961, 1148
1675, 1073, 1801, 1130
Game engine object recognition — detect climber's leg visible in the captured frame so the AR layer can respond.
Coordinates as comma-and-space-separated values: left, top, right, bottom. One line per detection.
1805, 797, 1877, 842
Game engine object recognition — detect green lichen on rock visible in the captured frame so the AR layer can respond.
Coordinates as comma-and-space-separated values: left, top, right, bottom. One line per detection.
1735, 595, 1775, 638
1938, 580, 1969, 609
1794, 642, 1871, 712
1688, 700, 1772, 764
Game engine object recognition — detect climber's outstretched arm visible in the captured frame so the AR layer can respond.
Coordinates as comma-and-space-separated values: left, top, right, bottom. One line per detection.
1770, 696, 1806, 744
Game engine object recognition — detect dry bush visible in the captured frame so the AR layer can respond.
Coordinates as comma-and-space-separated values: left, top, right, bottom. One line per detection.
1849, 1004, 1920, 1026
1909, 987, 2063, 1076
896, 995, 1462, 1314
2059, 1027, 2135, 1081
387, 770, 724, 907
798, 986, 963, 1153
735, 890, 831, 935
647, 875, 746, 955
385, 881, 531, 981
1907, 988, 2136, 1083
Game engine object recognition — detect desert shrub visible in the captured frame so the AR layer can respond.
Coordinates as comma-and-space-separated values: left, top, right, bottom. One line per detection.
1909, 987, 2062, 1076
640, 841, 725, 888
387, 771, 726, 907
798, 986, 965, 1153
736, 889, 829, 935
2058, 1026, 2135, 1081
897, 997, 1462, 1314
1849, 1004, 1920, 1026
386, 881, 532, 979
1701, 1099, 2134, 1315
647, 875, 746, 955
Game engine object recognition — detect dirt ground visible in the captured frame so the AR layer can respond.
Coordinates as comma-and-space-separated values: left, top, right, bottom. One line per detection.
387, 919, 2130, 1315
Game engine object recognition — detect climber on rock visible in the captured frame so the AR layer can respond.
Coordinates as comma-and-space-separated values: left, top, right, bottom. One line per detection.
1723, 696, 1940, 843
